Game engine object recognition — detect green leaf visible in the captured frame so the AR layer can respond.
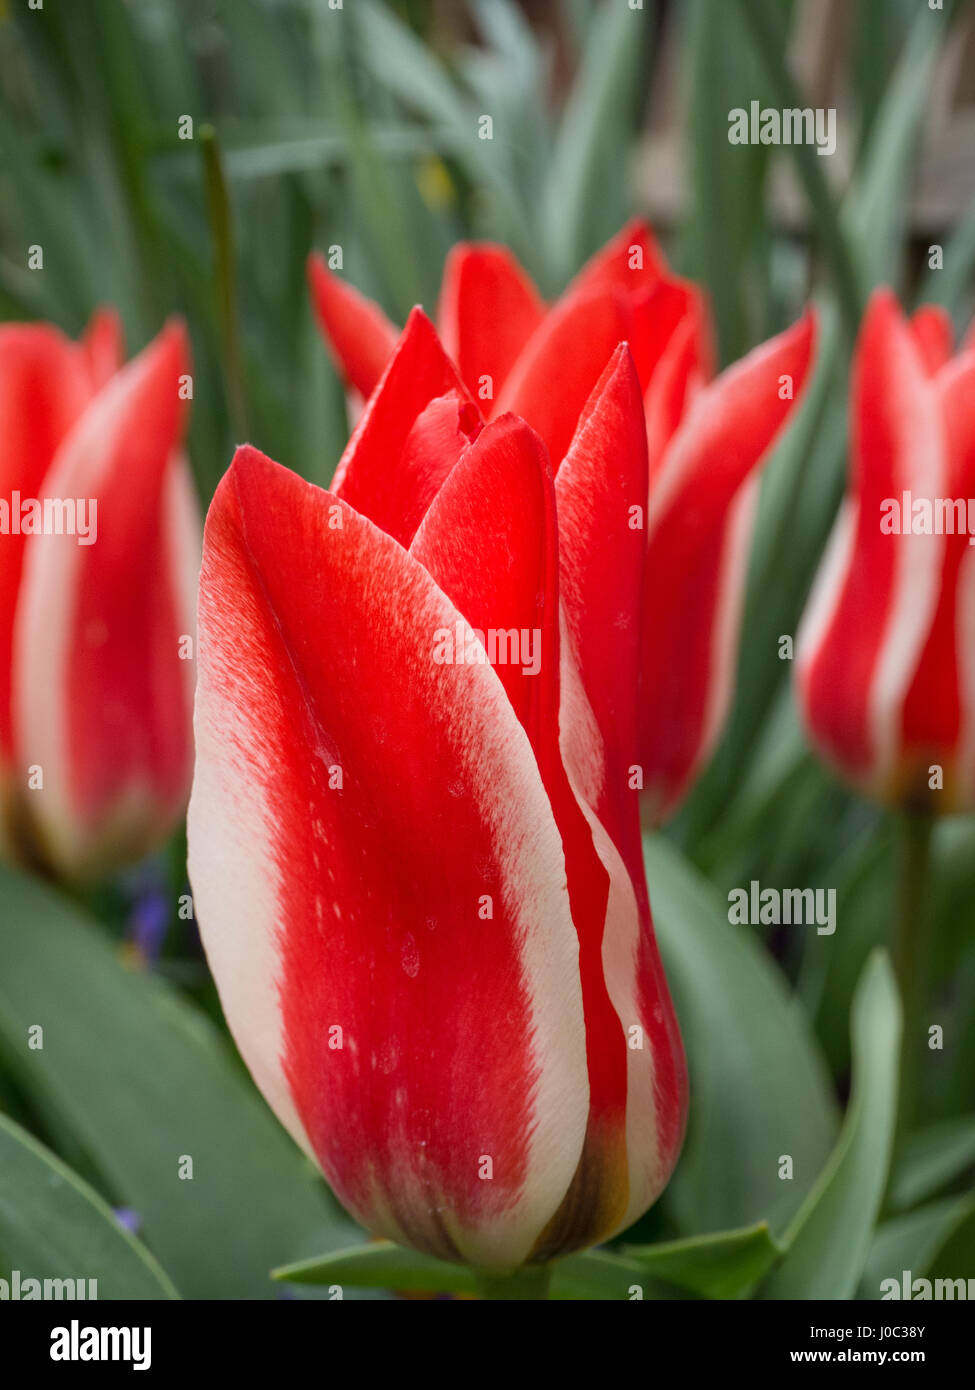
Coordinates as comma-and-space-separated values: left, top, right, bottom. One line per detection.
859, 1193, 975, 1299
841, 6, 946, 292
644, 834, 837, 1237
273, 1240, 476, 1295
729, 0, 862, 337
0, 864, 359, 1299
273, 1226, 778, 1301
550, 1249, 677, 1301
920, 188, 975, 316
0, 1111, 177, 1300
888, 1116, 975, 1211
683, 0, 779, 363
272, 1242, 655, 1300
541, 0, 646, 286
759, 951, 901, 1299
352, 0, 536, 268
622, 1221, 781, 1299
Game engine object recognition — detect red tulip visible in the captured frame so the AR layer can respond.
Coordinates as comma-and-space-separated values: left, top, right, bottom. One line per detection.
796, 289, 975, 812
0, 314, 199, 879
188, 313, 686, 1269
309, 223, 816, 821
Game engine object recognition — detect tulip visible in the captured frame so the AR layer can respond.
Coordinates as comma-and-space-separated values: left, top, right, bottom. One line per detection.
188, 312, 687, 1276
0, 314, 199, 880
796, 289, 975, 813
309, 222, 816, 822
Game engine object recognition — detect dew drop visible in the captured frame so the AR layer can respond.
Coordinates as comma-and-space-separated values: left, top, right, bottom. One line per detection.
401, 933, 420, 979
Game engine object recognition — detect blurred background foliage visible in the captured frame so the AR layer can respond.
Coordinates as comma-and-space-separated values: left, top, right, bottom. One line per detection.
0, 0, 974, 1299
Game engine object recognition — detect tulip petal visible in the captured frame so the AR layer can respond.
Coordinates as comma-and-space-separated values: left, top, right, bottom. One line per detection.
307, 253, 400, 399
555, 345, 686, 1232
910, 305, 954, 376
556, 347, 646, 868
437, 244, 546, 403
495, 288, 634, 468
410, 414, 559, 749
629, 277, 713, 400
641, 310, 817, 819
189, 446, 590, 1269
644, 292, 714, 478
0, 325, 95, 771
567, 218, 667, 302
493, 224, 688, 469
797, 291, 944, 796
82, 308, 125, 391
410, 413, 639, 1252
900, 353, 975, 806
11, 322, 197, 878
330, 309, 479, 545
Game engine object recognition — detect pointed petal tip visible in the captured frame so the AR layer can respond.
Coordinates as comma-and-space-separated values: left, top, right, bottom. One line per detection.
592, 339, 643, 405
139, 317, 191, 384
402, 304, 437, 334
863, 285, 906, 338
225, 442, 288, 496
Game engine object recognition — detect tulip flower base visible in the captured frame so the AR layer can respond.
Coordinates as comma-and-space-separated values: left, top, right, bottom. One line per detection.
472, 1266, 554, 1301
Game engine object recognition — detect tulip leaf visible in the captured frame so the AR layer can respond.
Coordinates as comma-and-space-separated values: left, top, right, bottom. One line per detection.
541, 0, 646, 287
644, 834, 837, 1237
352, 0, 535, 267
551, 1250, 678, 1301
888, 1116, 975, 1212
622, 1221, 781, 1300
728, 0, 862, 337
273, 1240, 477, 1295
858, 1193, 975, 1300
275, 1222, 782, 1301
920, 188, 975, 316
272, 1242, 652, 1300
0, 864, 359, 1299
683, 0, 781, 365
0, 1110, 178, 1300
841, 5, 947, 294
758, 951, 901, 1299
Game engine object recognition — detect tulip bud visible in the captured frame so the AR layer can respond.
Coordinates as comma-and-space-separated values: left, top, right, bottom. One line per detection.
188, 313, 686, 1269
796, 289, 975, 813
0, 317, 199, 879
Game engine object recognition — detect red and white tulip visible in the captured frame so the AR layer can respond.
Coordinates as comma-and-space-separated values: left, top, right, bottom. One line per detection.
188, 312, 687, 1269
309, 222, 816, 822
796, 289, 975, 812
0, 315, 199, 879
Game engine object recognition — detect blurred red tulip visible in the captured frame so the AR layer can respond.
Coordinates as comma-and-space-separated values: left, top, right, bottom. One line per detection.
0, 314, 199, 879
188, 314, 686, 1269
309, 223, 816, 821
797, 289, 975, 812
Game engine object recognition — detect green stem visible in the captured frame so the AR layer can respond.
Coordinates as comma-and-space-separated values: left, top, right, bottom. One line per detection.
200, 124, 248, 442
473, 1265, 553, 1301
891, 811, 934, 1142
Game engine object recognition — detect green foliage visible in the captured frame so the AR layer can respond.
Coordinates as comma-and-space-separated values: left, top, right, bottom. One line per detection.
646, 834, 837, 1238
274, 1221, 780, 1301
759, 953, 901, 1298
0, 1112, 177, 1300
0, 865, 358, 1298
